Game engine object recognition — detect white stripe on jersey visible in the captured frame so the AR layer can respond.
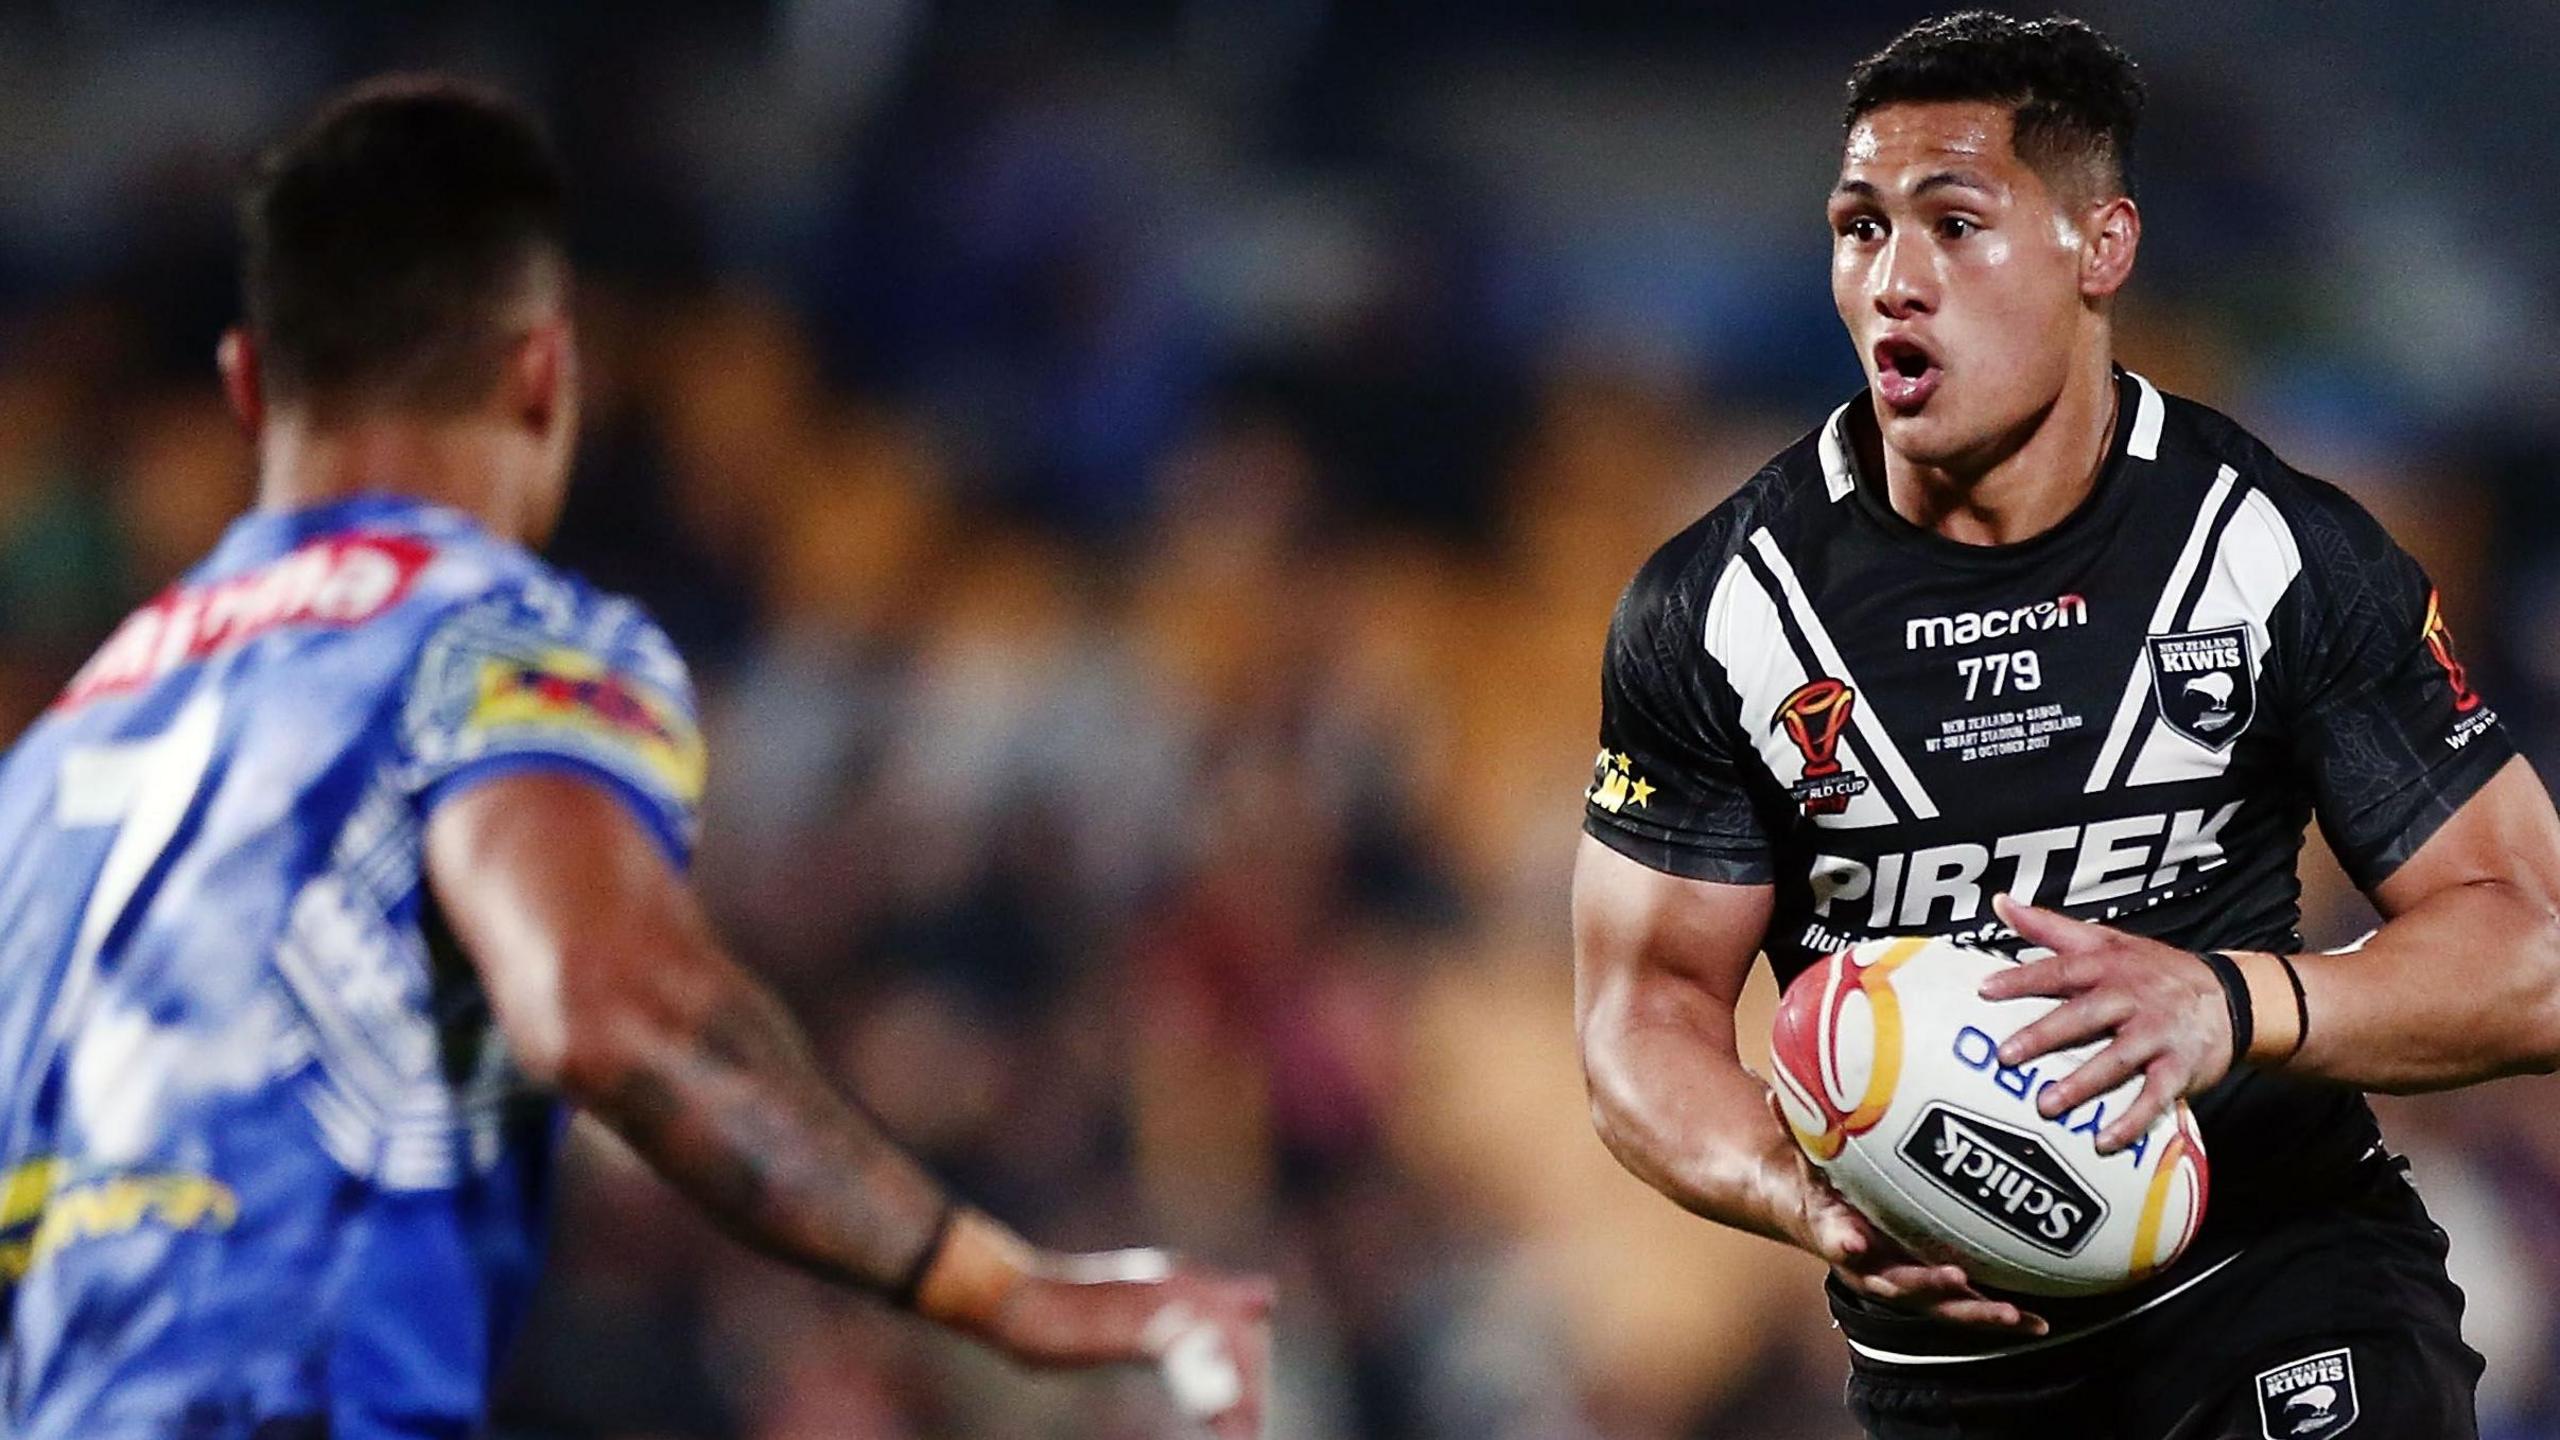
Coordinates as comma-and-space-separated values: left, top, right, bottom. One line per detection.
2123, 488, 2303, 785
271, 767, 518, 1190
2083, 465, 2239, 792
2128, 371, 2166, 462
1820, 401, 1857, 502
1702, 552, 1905, 829
1844, 1250, 2246, 1366
1747, 528, 1941, 821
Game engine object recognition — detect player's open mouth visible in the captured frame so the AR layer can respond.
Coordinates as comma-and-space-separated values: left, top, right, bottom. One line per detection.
1874, 336, 1942, 412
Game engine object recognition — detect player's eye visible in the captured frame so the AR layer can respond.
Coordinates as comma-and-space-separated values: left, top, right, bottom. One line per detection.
1936, 216, 1980, 240
1839, 215, 1885, 243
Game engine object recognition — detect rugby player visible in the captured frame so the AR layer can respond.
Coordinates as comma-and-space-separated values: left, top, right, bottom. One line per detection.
0, 78, 1268, 1438
1572, 12, 2560, 1437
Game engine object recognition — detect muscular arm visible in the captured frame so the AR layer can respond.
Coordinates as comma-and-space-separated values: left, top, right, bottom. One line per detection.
2278, 756, 2560, 1091
1573, 835, 2042, 1331
1997, 758, 2560, 1132
428, 773, 950, 1294
1571, 837, 1795, 1241
426, 773, 1270, 1432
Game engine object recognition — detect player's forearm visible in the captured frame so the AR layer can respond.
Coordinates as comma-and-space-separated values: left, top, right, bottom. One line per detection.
2240, 878, 2560, 1092
559, 952, 956, 1300
1582, 997, 1809, 1248
427, 777, 977, 1307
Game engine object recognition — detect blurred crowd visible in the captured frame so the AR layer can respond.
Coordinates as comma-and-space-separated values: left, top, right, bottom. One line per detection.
4, 3, 2560, 1438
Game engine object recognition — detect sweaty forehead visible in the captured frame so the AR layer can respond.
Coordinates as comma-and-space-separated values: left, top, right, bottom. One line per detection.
1840, 101, 2022, 181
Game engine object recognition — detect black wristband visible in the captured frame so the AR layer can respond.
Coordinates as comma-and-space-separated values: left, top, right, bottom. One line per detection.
2273, 952, 2310, 1062
889, 1202, 959, 1310
2197, 950, 2253, 1072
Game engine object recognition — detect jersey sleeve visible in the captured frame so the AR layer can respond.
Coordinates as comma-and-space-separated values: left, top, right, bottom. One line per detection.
2279, 479, 2513, 891
398, 576, 707, 867
1583, 526, 1775, 884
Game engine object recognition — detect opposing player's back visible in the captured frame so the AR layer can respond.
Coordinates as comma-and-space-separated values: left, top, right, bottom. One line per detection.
0, 70, 1278, 1440
0, 496, 699, 1433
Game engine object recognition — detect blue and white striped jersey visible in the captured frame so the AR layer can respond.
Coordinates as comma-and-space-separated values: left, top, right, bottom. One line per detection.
0, 494, 703, 1438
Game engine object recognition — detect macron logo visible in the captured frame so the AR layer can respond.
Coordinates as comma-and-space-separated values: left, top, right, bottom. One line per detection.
1906, 594, 2088, 650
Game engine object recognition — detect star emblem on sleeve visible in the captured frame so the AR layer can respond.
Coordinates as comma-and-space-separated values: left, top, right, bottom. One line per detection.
1587, 750, 1654, 814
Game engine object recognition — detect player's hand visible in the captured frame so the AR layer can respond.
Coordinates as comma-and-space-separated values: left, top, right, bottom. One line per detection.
1792, 1161, 2049, 1335
979, 1249, 1272, 1438
1765, 1093, 2047, 1335
1980, 892, 2235, 1154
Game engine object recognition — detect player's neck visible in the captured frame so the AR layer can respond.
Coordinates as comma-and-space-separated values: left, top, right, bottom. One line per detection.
254, 410, 533, 541
1879, 358, 2120, 547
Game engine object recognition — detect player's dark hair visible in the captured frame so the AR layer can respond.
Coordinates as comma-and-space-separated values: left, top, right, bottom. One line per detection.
1845, 11, 2143, 198
239, 75, 567, 418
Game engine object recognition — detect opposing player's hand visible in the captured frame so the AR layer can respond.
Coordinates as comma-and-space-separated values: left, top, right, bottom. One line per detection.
976, 1248, 1273, 1437
1980, 892, 2235, 1154
1765, 1093, 2046, 1335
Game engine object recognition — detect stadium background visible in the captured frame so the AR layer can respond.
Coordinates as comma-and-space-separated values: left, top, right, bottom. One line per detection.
2, 1, 2557, 1435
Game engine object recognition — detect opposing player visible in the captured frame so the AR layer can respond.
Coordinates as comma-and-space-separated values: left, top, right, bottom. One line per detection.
1574, 13, 2560, 1438
0, 78, 1268, 1438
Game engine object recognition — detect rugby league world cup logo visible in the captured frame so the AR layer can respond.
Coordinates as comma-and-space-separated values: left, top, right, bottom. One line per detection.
1775, 678, 1870, 817
2422, 587, 2482, 714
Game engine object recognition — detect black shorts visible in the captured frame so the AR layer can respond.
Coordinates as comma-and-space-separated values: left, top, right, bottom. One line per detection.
1845, 1153, 2484, 1440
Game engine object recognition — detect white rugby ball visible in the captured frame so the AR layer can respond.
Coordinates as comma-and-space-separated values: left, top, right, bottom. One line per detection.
1769, 935, 2208, 1297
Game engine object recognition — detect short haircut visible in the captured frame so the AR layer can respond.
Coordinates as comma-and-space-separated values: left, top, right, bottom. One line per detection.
239, 75, 567, 418
1844, 11, 2144, 199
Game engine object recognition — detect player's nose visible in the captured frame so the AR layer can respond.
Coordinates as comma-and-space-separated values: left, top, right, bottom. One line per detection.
1871, 234, 1936, 318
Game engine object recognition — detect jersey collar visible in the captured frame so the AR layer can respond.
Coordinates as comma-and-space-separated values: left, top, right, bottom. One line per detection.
196, 493, 473, 579
1835, 368, 2151, 570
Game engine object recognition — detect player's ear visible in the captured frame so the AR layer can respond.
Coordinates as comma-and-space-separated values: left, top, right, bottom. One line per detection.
508, 319, 581, 548
217, 328, 264, 440
506, 320, 576, 442
2081, 196, 2140, 300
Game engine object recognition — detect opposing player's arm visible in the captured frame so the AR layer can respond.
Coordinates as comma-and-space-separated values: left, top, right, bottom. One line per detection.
426, 775, 1268, 1435
428, 773, 938, 1292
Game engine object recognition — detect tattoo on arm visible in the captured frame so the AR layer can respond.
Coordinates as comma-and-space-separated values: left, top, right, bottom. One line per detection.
581, 978, 950, 1299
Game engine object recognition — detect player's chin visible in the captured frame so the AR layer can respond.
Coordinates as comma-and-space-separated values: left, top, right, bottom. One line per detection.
1876, 409, 1973, 468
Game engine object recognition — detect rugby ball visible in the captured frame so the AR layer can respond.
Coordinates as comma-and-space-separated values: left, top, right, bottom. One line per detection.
1769, 935, 2208, 1297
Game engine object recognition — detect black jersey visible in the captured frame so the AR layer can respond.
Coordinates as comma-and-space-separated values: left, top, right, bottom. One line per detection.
1585, 370, 2514, 1358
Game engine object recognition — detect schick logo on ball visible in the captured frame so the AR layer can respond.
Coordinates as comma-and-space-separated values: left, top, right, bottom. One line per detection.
1898, 1105, 2106, 1255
